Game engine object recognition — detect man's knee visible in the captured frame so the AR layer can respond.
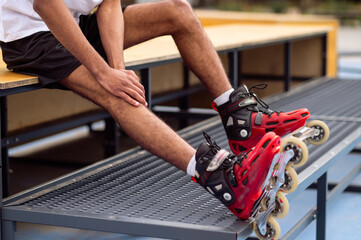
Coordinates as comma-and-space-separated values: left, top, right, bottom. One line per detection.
165, 0, 200, 31
169, 0, 193, 14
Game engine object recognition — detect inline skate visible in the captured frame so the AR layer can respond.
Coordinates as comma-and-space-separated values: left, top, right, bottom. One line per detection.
193, 132, 300, 239
213, 84, 330, 164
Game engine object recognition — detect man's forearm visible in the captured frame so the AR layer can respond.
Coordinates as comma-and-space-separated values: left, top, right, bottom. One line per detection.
97, 0, 126, 70
33, 0, 109, 78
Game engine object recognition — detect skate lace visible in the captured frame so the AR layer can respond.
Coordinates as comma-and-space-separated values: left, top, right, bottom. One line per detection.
203, 132, 221, 154
203, 132, 237, 167
248, 84, 281, 117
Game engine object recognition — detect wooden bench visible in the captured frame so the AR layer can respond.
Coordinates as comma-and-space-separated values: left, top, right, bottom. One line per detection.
1, 23, 333, 135
0, 19, 338, 239
0, 23, 333, 190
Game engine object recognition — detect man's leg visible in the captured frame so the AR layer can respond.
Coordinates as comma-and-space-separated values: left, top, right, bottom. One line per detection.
122, 0, 233, 99
60, 66, 195, 172
60, 1, 233, 174
119, 1, 313, 158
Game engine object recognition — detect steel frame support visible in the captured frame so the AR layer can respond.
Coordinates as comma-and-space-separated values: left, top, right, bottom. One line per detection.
321, 34, 327, 76
316, 172, 327, 240
1, 221, 15, 240
0, 97, 9, 198
141, 68, 152, 109
0, 97, 2, 240
178, 65, 191, 128
1, 111, 110, 148
284, 41, 291, 92
228, 50, 239, 88
104, 118, 119, 158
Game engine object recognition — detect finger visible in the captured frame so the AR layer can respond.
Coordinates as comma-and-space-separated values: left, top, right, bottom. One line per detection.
124, 87, 148, 107
128, 73, 145, 93
126, 88, 148, 106
127, 70, 140, 81
118, 92, 140, 107
126, 75, 146, 99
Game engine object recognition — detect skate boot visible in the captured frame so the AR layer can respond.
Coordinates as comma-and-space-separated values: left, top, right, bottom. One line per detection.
214, 84, 310, 155
193, 131, 282, 220
194, 132, 301, 240
214, 84, 330, 168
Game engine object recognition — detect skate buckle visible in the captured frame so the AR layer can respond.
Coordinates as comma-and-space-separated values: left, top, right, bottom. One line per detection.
206, 149, 230, 171
238, 98, 257, 108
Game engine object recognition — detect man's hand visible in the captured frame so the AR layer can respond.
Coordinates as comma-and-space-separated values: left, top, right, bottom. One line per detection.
97, 67, 147, 107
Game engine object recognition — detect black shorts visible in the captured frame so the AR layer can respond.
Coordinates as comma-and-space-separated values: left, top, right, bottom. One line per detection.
0, 9, 125, 90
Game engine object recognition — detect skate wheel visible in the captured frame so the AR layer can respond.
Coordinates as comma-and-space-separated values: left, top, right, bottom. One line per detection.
280, 166, 299, 194
306, 120, 330, 145
280, 137, 308, 167
260, 192, 289, 219
273, 192, 289, 219
253, 216, 281, 240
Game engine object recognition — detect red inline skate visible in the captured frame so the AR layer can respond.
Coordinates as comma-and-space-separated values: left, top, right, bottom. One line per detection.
214, 84, 310, 155
194, 131, 297, 239
193, 132, 297, 239
214, 84, 329, 169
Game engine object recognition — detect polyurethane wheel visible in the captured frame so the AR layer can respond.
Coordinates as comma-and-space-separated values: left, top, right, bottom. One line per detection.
306, 120, 330, 145
260, 192, 289, 219
280, 166, 298, 194
253, 216, 281, 240
280, 137, 308, 167
273, 192, 289, 219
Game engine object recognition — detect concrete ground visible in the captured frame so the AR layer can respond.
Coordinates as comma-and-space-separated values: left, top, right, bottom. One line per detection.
8, 26, 361, 240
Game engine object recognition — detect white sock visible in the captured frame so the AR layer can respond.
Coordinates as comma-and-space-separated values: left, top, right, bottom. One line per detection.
213, 88, 234, 106
186, 154, 196, 177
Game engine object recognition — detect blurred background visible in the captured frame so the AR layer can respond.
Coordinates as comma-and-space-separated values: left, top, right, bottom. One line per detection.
128, 0, 361, 26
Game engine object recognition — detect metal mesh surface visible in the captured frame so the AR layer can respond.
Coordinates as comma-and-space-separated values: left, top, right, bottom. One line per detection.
20, 125, 240, 228
269, 79, 361, 119
7, 79, 361, 238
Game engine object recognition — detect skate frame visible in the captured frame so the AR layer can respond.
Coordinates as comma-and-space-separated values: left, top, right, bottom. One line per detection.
282, 126, 320, 142
251, 150, 294, 236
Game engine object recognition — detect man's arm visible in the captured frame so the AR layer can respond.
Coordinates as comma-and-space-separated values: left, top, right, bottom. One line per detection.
33, 0, 146, 107
96, 0, 125, 70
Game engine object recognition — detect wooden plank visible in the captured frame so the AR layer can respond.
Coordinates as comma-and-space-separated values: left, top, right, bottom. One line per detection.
124, 24, 331, 68
0, 53, 39, 89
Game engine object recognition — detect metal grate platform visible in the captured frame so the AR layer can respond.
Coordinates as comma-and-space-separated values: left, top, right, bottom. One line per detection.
3, 78, 361, 240
268, 78, 361, 120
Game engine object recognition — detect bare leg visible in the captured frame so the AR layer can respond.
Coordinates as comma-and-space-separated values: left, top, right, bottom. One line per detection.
60, 66, 195, 172
122, 0, 232, 98
60, 1, 232, 172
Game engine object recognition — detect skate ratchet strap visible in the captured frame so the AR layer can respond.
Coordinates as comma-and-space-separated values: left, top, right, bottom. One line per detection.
206, 149, 230, 171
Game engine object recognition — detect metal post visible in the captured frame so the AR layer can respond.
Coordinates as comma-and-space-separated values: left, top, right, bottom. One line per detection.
0, 97, 2, 240
141, 68, 152, 109
316, 172, 327, 240
1, 220, 15, 240
228, 50, 239, 88
284, 42, 292, 92
0, 97, 9, 197
321, 34, 327, 76
104, 118, 119, 158
179, 64, 190, 128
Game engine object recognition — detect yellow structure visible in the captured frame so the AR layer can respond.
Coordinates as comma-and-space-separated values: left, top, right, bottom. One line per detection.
196, 10, 339, 78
